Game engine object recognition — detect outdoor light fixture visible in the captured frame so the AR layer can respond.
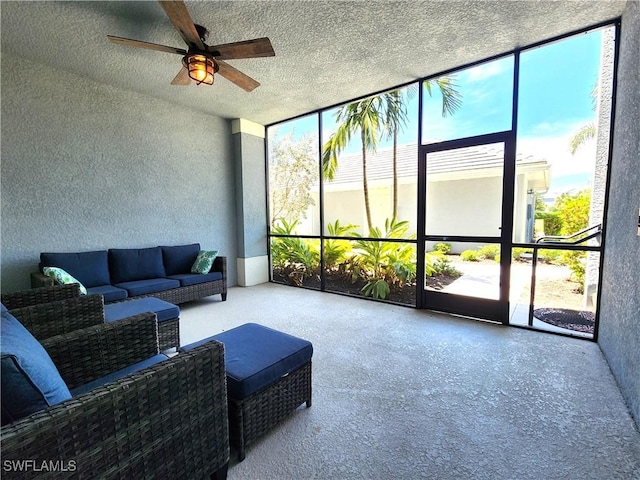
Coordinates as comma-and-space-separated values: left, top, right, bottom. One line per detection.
183, 53, 218, 85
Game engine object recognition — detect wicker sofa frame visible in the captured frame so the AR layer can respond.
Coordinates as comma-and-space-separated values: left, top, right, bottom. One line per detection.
1, 314, 230, 479
4, 287, 179, 351
31, 256, 228, 305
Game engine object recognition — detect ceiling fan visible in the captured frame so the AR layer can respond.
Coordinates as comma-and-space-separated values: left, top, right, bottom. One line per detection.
107, 0, 274, 92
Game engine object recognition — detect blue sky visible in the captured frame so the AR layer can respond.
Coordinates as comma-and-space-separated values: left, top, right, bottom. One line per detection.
269, 26, 611, 191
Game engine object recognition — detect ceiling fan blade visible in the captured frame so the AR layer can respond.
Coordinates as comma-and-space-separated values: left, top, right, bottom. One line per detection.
208, 37, 275, 60
107, 35, 186, 55
216, 60, 260, 92
158, 0, 205, 50
171, 67, 192, 85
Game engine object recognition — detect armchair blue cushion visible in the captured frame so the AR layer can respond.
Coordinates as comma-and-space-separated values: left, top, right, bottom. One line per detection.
109, 247, 165, 284
1, 311, 72, 426
161, 243, 201, 275
40, 250, 110, 288
70, 354, 169, 397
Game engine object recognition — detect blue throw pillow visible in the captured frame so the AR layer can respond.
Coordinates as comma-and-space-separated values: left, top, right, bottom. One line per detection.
1, 311, 72, 426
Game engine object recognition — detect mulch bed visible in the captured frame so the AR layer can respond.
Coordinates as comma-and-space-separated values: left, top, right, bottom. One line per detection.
533, 307, 595, 334
272, 269, 418, 305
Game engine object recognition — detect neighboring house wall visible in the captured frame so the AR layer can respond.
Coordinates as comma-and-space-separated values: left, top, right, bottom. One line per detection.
319, 181, 417, 236
598, 1, 640, 430
427, 176, 502, 237
299, 144, 546, 249
1, 53, 238, 292
309, 172, 531, 252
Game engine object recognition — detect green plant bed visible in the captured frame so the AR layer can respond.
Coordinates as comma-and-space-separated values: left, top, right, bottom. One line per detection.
324, 271, 417, 306
273, 269, 416, 306
425, 271, 462, 290
272, 267, 321, 289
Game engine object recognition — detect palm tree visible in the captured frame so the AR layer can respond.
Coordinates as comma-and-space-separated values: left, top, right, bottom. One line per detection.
570, 123, 596, 154
322, 96, 384, 231
381, 77, 462, 220
380, 89, 406, 221
322, 75, 462, 230
570, 83, 598, 154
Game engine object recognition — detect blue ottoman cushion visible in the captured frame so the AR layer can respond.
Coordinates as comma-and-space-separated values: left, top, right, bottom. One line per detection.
104, 298, 180, 324
181, 323, 313, 399
114, 278, 181, 297
86, 285, 129, 302
1, 311, 72, 425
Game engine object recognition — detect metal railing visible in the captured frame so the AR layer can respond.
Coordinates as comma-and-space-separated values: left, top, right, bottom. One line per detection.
536, 224, 602, 245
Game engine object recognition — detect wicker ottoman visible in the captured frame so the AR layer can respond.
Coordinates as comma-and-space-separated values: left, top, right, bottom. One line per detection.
181, 323, 313, 461
104, 297, 180, 351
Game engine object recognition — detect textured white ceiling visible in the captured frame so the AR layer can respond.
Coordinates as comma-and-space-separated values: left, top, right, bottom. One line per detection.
1, 1, 626, 126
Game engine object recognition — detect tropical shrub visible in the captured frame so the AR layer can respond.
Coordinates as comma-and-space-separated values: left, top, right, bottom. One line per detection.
535, 212, 563, 237
539, 249, 563, 264
271, 219, 319, 285
425, 250, 461, 277
324, 220, 358, 271
478, 244, 500, 260
512, 247, 533, 261
352, 218, 416, 299
460, 250, 479, 262
433, 242, 451, 254
554, 189, 591, 237
560, 251, 586, 292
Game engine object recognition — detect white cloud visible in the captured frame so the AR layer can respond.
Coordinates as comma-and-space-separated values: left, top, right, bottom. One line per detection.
465, 61, 507, 82
517, 133, 597, 177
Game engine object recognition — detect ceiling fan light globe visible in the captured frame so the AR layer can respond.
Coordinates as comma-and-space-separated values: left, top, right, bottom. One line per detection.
192, 67, 207, 82
185, 53, 215, 85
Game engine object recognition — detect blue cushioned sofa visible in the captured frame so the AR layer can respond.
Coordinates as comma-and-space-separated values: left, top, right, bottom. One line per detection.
31, 243, 227, 305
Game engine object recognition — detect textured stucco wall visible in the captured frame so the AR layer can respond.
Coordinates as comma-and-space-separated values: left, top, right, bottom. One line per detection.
598, 1, 640, 429
1, 53, 237, 292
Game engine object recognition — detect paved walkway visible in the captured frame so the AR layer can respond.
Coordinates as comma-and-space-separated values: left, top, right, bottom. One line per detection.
439, 258, 592, 338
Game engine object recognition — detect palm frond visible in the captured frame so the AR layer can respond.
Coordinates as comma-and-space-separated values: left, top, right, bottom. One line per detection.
570, 123, 596, 154
433, 75, 463, 117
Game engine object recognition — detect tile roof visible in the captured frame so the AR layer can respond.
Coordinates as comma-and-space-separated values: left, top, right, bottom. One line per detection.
326, 143, 546, 185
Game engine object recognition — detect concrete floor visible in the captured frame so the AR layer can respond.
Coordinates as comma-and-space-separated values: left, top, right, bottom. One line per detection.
179, 283, 640, 480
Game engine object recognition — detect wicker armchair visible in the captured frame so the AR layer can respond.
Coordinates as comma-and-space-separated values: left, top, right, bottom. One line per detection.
1, 314, 230, 479
1, 284, 80, 310
8, 295, 104, 341
6, 291, 179, 351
